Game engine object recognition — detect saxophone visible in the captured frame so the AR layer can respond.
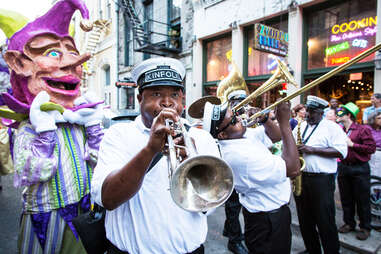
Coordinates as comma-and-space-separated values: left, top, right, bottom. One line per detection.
292, 119, 305, 196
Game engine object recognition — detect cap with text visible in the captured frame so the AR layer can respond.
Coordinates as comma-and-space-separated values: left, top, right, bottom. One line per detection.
131, 57, 185, 92
305, 95, 329, 110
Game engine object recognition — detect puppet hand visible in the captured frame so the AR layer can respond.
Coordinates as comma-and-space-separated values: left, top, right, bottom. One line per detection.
30, 91, 58, 133
63, 92, 103, 127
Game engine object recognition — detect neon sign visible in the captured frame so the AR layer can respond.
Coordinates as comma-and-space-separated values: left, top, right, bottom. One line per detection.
331, 57, 350, 64
254, 23, 288, 57
325, 42, 350, 56
352, 39, 368, 48
331, 16, 377, 34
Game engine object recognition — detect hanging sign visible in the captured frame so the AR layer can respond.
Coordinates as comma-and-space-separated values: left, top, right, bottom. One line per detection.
254, 23, 288, 57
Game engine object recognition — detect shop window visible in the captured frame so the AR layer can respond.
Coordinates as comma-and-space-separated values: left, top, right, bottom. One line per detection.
303, 71, 373, 121
306, 0, 377, 70
246, 18, 288, 77
246, 82, 283, 108
205, 35, 232, 82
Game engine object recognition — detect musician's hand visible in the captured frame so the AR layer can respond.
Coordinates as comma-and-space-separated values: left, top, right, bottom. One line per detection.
274, 101, 291, 126
297, 144, 315, 154
346, 137, 354, 147
147, 108, 179, 154
246, 106, 260, 117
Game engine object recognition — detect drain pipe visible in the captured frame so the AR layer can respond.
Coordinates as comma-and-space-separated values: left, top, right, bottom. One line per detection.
115, 1, 120, 111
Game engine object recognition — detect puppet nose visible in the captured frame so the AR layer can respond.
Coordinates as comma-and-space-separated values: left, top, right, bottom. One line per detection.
61, 52, 91, 69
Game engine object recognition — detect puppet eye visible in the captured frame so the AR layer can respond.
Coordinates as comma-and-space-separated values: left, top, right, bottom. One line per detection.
69, 50, 79, 56
43, 49, 62, 57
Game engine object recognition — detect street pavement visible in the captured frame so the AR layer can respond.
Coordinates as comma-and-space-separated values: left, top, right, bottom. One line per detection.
1, 174, 380, 253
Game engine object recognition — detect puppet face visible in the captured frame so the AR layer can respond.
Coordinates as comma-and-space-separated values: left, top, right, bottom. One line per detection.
22, 34, 90, 108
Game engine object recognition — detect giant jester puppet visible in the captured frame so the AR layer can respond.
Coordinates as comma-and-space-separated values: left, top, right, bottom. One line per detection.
1, 0, 104, 253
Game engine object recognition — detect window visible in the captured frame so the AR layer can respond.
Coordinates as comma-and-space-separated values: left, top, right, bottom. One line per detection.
306, 0, 376, 70
246, 18, 288, 77
124, 18, 133, 66
98, 0, 103, 20
143, 0, 153, 60
126, 87, 135, 109
203, 0, 225, 8
118, 86, 135, 110
205, 35, 232, 83
170, 0, 181, 22
104, 93, 109, 105
106, 0, 111, 20
104, 65, 110, 86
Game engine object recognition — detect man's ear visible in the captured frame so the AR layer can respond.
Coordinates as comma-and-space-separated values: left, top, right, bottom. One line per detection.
137, 93, 142, 103
3, 50, 33, 77
217, 131, 227, 140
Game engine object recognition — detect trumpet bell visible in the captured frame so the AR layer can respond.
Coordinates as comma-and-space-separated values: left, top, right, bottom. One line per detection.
170, 155, 234, 212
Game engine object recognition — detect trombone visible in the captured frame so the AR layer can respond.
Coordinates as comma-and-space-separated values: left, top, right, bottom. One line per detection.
231, 59, 297, 123
165, 119, 234, 212
245, 42, 381, 125
233, 59, 297, 112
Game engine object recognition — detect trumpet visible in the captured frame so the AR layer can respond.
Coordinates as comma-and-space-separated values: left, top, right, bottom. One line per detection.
165, 119, 234, 212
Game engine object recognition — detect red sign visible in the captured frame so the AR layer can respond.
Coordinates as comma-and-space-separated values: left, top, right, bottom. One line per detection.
349, 72, 363, 80
115, 82, 136, 87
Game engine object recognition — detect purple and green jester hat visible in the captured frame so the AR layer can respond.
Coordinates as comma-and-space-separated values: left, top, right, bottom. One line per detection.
2, 0, 93, 114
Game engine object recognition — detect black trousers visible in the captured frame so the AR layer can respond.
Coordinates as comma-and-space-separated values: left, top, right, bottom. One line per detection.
223, 189, 244, 243
338, 162, 371, 230
294, 173, 339, 254
242, 204, 291, 254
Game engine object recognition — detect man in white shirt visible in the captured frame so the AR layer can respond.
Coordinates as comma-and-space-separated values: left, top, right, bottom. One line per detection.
91, 57, 221, 254
293, 95, 348, 254
203, 100, 300, 254
221, 90, 281, 254
363, 93, 381, 124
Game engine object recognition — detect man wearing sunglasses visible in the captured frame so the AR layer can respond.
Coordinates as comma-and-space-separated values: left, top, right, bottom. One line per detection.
336, 103, 376, 241
217, 91, 282, 254
203, 100, 300, 254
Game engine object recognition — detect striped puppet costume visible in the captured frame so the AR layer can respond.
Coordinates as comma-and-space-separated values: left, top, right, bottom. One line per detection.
2, 0, 104, 253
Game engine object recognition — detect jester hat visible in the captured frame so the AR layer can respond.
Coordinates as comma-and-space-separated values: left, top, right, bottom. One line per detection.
6, 0, 91, 108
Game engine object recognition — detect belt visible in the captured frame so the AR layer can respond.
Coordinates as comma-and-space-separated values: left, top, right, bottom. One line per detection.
302, 172, 333, 176
376, 148, 381, 151
340, 161, 368, 166
246, 204, 288, 215
108, 241, 204, 254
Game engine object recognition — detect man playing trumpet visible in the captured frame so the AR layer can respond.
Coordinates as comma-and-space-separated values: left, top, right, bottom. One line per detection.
91, 57, 221, 254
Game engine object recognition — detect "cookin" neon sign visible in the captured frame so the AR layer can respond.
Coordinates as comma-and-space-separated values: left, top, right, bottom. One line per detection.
331, 16, 377, 34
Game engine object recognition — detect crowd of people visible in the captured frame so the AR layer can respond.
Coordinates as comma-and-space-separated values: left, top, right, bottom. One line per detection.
0, 0, 381, 254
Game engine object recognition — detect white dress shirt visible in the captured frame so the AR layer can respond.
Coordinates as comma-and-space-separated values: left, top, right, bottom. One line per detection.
292, 119, 347, 174
244, 125, 273, 149
219, 136, 290, 213
91, 116, 220, 254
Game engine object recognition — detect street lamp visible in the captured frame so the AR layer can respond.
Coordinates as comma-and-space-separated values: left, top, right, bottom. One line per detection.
374, 50, 381, 70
